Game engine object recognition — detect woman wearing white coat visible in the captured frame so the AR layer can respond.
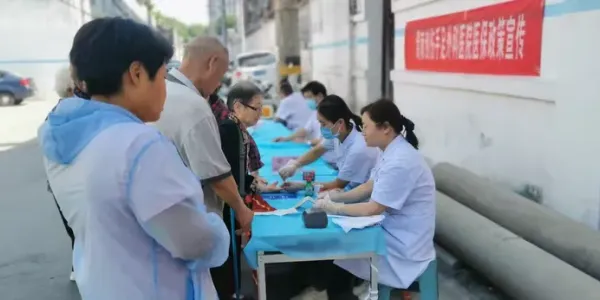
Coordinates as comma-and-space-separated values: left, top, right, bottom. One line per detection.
305, 99, 436, 299
278, 95, 380, 193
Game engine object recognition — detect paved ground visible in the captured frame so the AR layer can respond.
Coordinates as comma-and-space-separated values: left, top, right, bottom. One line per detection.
0, 97, 81, 300
0, 97, 501, 300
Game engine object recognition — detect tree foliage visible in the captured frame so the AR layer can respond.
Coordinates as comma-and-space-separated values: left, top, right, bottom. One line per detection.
152, 10, 208, 42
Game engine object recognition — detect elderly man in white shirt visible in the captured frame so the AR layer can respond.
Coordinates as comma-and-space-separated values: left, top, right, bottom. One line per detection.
274, 80, 312, 130
153, 36, 255, 300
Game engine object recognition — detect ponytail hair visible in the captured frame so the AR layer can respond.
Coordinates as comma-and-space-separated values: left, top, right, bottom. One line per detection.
360, 99, 419, 149
317, 94, 363, 132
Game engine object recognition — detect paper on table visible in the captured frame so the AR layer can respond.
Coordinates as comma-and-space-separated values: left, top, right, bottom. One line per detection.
330, 215, 385, 233
255, 207, 298, 216
255, 196, 315, 216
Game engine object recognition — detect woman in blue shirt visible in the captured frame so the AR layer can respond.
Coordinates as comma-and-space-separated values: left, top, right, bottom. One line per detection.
278, 95, 379, 192
296, 99, 436, 299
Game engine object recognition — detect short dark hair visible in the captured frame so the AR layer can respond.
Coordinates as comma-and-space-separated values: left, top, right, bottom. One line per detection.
360, 99, 419, 149
227, 80, 263, 109
301, 81, 327, 97
69, 17, 173, 96
279, 81, 294, 96
317, 95, 362, 132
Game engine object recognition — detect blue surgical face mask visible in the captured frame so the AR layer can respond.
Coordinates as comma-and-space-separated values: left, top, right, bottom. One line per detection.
306, 99, 317, 110
320, 122, 340, 140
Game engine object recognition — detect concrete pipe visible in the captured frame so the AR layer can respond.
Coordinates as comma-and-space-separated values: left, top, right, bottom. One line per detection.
435, 192, 600, 300
433, 163, 600, 280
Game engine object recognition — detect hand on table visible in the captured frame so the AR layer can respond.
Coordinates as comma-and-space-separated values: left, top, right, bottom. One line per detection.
260, 181, 282, 193
255, 176, 268, 185
278, 159, 299, 180
273, 136, 289, 142
313, 197, 344, 215
280, 181, 305, 192
318, 188, 343, 201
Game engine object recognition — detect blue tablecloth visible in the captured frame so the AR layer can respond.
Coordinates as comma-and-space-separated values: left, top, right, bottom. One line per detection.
251, 120, 337, 182
243, 120, 386, 269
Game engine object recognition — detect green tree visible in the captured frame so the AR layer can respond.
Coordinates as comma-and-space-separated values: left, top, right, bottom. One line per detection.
152, 10, 207, 42
187, 23, 208, 38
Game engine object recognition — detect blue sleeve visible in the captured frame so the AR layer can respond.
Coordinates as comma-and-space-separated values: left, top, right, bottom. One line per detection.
127, 137, 229, 266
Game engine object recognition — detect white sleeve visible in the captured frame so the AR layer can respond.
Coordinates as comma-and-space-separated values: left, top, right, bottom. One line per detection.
321, 138, 336, 151
276, 99, 291, 120
371, 162, 419, 210
337, 148, 375, 184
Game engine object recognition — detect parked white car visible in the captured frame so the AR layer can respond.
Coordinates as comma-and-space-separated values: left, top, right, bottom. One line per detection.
232, 51, 278, 98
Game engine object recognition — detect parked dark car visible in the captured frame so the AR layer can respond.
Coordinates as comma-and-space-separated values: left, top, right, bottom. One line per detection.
0, 70, 35, 106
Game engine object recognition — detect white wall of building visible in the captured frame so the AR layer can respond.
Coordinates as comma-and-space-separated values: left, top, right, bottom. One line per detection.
0, 0, 92, 96
0, 0, 150, 97
91, 0, 148, 22
309, 0, 600, 229
350, 12, 369, 111
245, 19, 276, 54
310, 0, 352, 102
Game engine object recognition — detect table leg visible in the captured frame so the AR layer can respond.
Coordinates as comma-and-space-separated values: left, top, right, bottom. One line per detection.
369, 255, 379, 300
258, 251, 267, 300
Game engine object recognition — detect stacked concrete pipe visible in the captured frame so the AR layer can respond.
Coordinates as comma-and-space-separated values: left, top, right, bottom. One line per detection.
435, 192, 600, 300
433, 163, 600, 281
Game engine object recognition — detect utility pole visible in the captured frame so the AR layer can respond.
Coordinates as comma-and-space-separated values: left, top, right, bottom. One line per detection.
220, 0, 228, 47
80, 0, 86, 24
237, 0, 246, 53
275, 0, 300, 84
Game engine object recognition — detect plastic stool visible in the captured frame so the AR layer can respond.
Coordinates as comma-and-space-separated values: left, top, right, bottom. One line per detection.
377, 259, 438, 300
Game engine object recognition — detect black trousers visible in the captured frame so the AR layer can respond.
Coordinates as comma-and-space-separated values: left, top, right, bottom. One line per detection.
281, 260, 361, 300
210, 203, 242, 300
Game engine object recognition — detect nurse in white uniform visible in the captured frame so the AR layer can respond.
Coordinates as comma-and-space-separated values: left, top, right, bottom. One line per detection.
39, 18, 229, 300
278, 94, 379, 192
274, 80, 312, 131
314, 99, 436, 294
273, 81, 326, 145
273, 81, 338, 167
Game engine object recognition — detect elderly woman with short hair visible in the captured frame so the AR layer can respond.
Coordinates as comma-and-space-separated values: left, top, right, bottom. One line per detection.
49, 66, 77, 281
55, 66, 75, 98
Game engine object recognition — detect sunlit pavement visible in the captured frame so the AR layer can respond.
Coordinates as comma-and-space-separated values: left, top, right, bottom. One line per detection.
0, 95, 80, 300
0, 95, 57, 152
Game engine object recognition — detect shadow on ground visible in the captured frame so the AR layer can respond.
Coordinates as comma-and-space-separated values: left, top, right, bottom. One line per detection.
0, 138, 80, 300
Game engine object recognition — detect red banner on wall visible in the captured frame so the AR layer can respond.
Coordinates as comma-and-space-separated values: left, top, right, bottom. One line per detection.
404, 0, 545, 76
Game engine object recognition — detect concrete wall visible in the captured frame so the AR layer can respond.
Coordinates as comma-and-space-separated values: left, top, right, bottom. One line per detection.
309, 0, 352, 102
0, 0, 92, 95
245, 19, 276, 53
392, 0, 600, 228
351, 12, 369, 111
308, 0, 600, 229
91, 0, 148, 21
0, 0, 151, 96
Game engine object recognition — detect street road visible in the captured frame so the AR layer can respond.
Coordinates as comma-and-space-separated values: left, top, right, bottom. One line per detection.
0, 97, 490, 300
0, 97, 80, 300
